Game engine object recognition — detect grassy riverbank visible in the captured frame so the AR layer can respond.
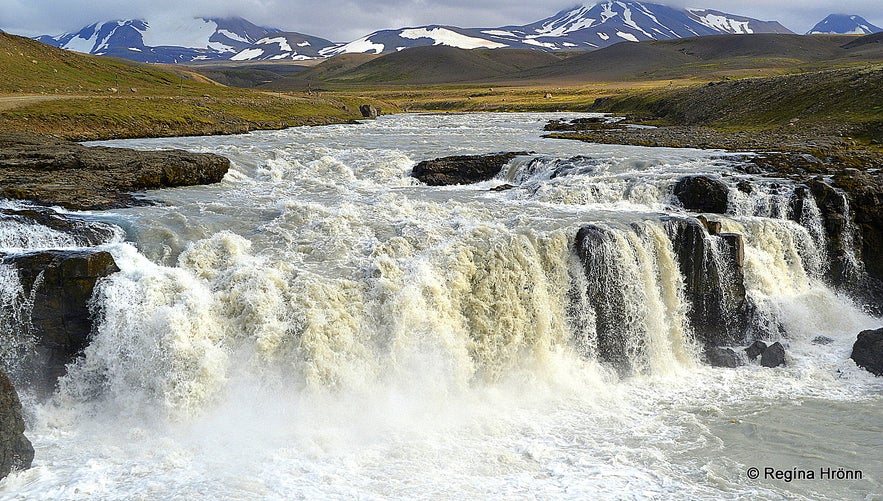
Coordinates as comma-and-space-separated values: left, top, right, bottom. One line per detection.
0, 32, 388, 140
2, 29, 881, 154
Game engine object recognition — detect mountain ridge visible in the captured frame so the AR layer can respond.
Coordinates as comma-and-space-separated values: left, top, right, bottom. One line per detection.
323, 1, 794, 55
807, 14, 882, 35
36, 17, 335, 63
22, 3, 883, 64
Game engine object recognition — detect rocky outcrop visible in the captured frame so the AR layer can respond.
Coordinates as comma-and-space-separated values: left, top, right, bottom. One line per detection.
3, 250, 119, 391
771, 163, 883, 312
831, 171, 883, 308
412, 152, 530, 186
573, 218, 751, 372
0, 133, 229, 210
745, 340, 767, 360
705, 347, 743, 368
851, 328, 883, 376
359, 104, 380, 118
0, 207, 120, 247
807, 179, 854, 283
665, 217, 747, 347
672, 175, 730, 214
760, 342, 786, 368
0, 369, 34, 480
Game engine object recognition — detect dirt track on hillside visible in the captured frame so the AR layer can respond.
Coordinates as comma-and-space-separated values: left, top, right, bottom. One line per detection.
0, 95, 80, 111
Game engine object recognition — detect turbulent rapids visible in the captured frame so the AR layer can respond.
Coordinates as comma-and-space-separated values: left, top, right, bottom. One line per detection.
1, 113, 881, 500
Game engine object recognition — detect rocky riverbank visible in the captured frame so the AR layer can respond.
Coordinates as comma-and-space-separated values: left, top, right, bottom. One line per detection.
0, 133, 229, 210
544, 118, 883, 170
0, 134, 234, 479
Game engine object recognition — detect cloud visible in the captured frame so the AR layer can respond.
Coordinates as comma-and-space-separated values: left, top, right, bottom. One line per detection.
1, 0, 881, 40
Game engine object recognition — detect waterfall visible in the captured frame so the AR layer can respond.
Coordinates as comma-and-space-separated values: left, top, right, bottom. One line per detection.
2, 114, 881, 500
573, 221, 695, 375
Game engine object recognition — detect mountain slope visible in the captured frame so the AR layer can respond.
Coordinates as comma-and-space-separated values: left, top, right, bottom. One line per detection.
510, 33, 880, 82
0, 31, 203, 93
323, 1, 794, 55
807, 14, 882, 35
37, 17, 334, 63
273, 33, 883, 88
265, 47, 561, 88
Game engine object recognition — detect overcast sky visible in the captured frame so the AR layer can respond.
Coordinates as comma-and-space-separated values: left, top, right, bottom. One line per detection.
1, 0, 881, 41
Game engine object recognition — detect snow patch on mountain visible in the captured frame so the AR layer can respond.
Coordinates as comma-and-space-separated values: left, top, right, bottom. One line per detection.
217, 29, 249, 43
231, 48, 264, 61
691, 12, 752, 34
61, 24, 104, 53
139, 17, 220, 49
481, 30, 518, 38
399, 28, 507, 49
322, 35, 386, 55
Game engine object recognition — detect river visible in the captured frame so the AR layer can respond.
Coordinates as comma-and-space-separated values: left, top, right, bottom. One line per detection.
1, 113, 881, 500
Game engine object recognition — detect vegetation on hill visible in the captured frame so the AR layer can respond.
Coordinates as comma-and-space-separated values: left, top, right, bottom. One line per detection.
587, 64, 883, 143
1, 30, 881, 149
0, 32, 386, 140
264, 47, 563, 89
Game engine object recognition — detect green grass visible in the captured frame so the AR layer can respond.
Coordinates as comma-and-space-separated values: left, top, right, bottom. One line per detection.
590, 64, 883, 132
0, 94, 390, 140
0, 32, 396, 140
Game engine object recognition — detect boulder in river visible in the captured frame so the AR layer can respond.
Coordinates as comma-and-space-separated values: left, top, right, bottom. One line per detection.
705, 347, 743, 368
0, 368, 34, 480
760, 342, 786, 368
851, 328, 883, 376
673, 175, 730, 214
0, 207, 120, 247
745, 340, 767, 360
412, 152, 530, 186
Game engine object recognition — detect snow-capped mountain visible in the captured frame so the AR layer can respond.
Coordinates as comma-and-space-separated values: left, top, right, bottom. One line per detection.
33, 2, 798, 63
807, 14, 882, 35
322, 1, 793, 55
37, 17, 334, 63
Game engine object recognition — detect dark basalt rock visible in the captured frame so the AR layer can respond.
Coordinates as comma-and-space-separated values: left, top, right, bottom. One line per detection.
0, 369, 34, 480
788, 171, 883, 313
573, 219, 749, 372
760, 342, 786, 368
0, 133, 229, 210
359, 104, 380, 118
412, 152, 530, 186
745, 340, 767, 360
808, 179, 855, 284
851, 328, 883, 376
574, 224, 640, 374
831, 171, 883, 313
3, 250, 119, 391
665, 218, 747, 347
705, 347, 743, 368
673, 175, 730, 214
0, 207, 120, 247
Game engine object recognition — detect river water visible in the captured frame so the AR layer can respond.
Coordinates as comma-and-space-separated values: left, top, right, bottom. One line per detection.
1, 113, 881, 500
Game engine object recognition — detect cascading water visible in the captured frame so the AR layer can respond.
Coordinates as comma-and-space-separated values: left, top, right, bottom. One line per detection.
0, 113, 880, 500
